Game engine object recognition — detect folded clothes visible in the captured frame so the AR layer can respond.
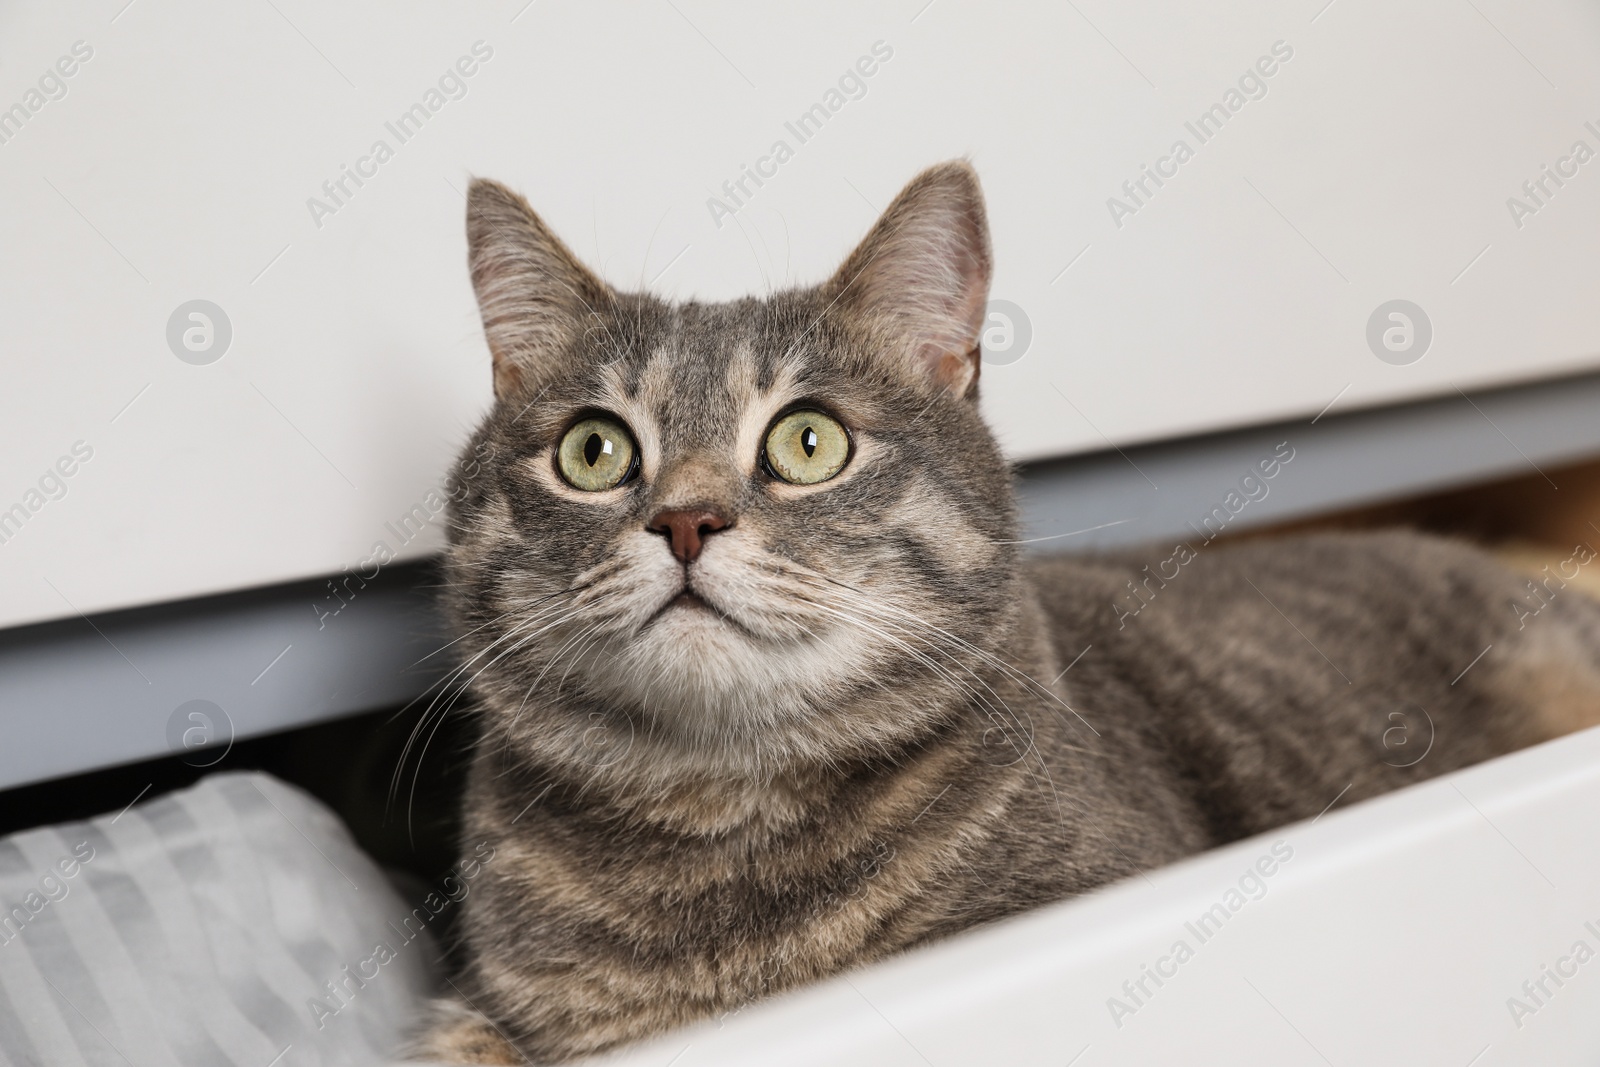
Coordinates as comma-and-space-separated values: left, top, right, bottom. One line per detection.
0, 772, 436, 1066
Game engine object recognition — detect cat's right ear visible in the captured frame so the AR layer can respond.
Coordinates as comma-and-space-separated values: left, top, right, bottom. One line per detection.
466, 179, 612, 399
824, 160, 993, 399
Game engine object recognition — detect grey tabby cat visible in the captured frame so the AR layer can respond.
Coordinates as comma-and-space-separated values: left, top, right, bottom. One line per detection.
414, 161, 1600, 1063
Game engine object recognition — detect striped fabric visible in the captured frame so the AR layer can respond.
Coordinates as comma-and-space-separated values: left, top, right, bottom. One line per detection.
0, 773, 439, 1066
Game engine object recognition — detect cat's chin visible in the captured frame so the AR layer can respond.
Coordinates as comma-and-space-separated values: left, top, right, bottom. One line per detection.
627, 592, 772, 682
583, 598, 881, 732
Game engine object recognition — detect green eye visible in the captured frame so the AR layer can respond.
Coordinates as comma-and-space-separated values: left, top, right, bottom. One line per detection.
557, 416, 637, 491
764, 409, 850, 485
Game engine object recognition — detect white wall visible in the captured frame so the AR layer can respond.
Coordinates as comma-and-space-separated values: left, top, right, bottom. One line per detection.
3, 0, 1599, 628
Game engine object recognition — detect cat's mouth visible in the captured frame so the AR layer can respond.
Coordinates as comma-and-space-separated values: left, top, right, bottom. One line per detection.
641, 586, 741, 632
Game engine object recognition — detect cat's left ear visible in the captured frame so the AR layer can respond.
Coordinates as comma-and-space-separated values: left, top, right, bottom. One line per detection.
825, 160, 992, 398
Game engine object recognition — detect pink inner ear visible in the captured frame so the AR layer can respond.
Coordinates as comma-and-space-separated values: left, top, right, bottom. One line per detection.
925, 344, 981, 398
911, 248, 988, 392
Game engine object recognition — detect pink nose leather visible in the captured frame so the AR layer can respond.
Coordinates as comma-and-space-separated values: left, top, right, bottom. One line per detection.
647, 509, 730, 563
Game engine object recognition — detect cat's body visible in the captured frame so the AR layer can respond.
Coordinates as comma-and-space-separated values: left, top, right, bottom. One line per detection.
414, 163, 1600, 1063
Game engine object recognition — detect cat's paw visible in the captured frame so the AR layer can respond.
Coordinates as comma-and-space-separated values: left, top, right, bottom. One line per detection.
407, 995, 527, 1065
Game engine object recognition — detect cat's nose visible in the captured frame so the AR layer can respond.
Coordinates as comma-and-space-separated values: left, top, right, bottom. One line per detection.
648, 508, 731, 564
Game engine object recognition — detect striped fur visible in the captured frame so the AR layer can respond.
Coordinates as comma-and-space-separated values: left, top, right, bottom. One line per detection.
414, 163, 1600, 1063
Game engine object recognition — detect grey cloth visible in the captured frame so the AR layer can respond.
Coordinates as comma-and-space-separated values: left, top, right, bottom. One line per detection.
0, 772, 441, 1066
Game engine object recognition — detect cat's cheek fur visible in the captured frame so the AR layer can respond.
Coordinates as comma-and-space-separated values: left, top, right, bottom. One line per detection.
573, 532, 684, 621
883, 478, 1003, 576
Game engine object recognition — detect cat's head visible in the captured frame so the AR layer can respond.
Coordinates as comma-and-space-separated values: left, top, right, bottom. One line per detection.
444, 161, 1023, 779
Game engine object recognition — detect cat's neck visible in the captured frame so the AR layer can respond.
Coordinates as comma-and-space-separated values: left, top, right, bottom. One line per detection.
473, 589, 1065, 842
477, 713, 1006, 852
